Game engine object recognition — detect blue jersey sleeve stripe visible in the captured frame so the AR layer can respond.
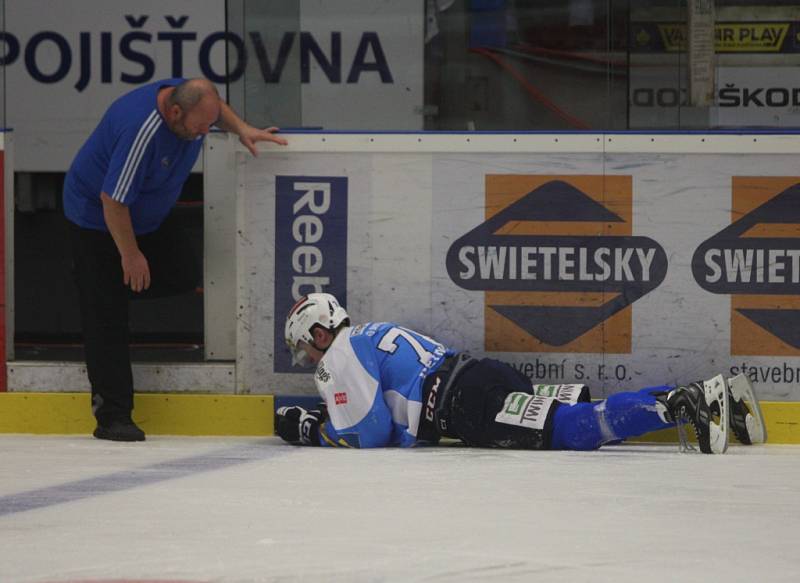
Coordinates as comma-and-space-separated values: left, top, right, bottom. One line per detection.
114, 111, 162, 203
112, 110, 162, 203
111, 109, 157, 201
120, 115, 162, 202
116, 117, 162, 203
112, 109, 159, 201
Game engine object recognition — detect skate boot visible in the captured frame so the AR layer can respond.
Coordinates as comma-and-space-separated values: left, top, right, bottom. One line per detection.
655, 374, 729, 454
727, 374, 767, 445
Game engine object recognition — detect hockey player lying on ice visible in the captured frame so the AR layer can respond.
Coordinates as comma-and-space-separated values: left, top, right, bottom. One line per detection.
277, 293, 767, 454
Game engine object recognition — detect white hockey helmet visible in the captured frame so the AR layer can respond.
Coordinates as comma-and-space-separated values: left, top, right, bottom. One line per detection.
284, 293, 350, 367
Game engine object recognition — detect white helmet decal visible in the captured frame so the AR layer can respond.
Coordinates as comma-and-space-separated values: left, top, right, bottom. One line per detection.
284, 293, 350, 367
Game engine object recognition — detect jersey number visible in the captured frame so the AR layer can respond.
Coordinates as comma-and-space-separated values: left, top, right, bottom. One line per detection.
378, 327, 438, 366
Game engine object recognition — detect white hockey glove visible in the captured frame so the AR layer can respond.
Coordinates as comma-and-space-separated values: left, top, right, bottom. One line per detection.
275, 406, 325, 446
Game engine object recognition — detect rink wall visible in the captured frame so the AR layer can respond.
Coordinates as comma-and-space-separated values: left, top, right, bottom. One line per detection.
0, 394, 797, 443
3, 131, 800, 443
228, 132, 800, 404
0, 132, 11, 393
0, 393, 274, 436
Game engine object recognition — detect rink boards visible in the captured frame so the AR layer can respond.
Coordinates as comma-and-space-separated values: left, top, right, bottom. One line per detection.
0, 132, 10, 393
0, 392, 798, 443
4, 131, 800, 442
229, 132, 800, 405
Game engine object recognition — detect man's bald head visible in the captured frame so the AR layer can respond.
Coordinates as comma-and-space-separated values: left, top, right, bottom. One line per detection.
167, 78, 220, 111
163, 78, 221, 141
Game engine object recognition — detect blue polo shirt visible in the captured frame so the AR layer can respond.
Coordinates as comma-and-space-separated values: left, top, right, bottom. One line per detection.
63, 78, 204, 235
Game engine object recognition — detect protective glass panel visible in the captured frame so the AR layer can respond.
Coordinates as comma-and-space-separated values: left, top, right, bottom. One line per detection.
230, 0, 800, 131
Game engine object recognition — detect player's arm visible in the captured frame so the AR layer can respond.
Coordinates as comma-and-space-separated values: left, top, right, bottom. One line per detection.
276, 339, 394, 448
273, 405, 360, 448
316, 396, 393, 448
314, 338, 394, 448
214, 100, 287, 156
316, 415, 372, 448
100, 192, 150, 292
100, 115, 162, 292
275, 390, 392, 448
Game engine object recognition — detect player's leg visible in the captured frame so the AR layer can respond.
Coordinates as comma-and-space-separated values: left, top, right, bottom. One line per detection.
550, 388, 673, 451
446, 358, 561, 449
552, 375, 730, 454
68, 222, 143, 441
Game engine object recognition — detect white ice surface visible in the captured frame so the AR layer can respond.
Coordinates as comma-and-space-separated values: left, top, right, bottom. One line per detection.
1, 435, 799, 583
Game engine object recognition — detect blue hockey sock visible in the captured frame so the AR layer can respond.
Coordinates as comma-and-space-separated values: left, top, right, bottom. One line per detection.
550, 385, 675, 451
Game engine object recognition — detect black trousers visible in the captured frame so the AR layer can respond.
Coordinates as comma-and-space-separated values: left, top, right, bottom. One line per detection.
67, 216, 200, 425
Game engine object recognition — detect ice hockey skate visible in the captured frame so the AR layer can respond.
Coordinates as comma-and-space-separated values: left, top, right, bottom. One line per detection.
656, 374, 729, 454
727, 373, 767, 445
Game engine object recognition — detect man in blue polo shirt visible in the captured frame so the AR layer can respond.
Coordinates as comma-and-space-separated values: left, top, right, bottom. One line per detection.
64, 77, 287, 441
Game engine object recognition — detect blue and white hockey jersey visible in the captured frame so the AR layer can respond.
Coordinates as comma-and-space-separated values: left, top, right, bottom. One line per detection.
313, 322, 455, 448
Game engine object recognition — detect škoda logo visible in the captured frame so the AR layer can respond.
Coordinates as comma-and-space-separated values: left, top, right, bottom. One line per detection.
446, 176, 667, 353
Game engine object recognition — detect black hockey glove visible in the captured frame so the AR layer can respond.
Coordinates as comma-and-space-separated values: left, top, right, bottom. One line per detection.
275, 406, 325, 446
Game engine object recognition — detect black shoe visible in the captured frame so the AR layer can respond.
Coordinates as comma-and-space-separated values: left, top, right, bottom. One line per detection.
93, 420, 146, 442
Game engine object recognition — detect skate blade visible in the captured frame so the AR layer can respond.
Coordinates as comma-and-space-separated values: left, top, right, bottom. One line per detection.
703, 374, 729, 454
727, 374, 767, 444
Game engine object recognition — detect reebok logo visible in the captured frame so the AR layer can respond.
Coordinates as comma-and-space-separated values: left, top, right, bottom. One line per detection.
274, 176, 348, 373
693, 177, 800, 355
446, 176, 667, 352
